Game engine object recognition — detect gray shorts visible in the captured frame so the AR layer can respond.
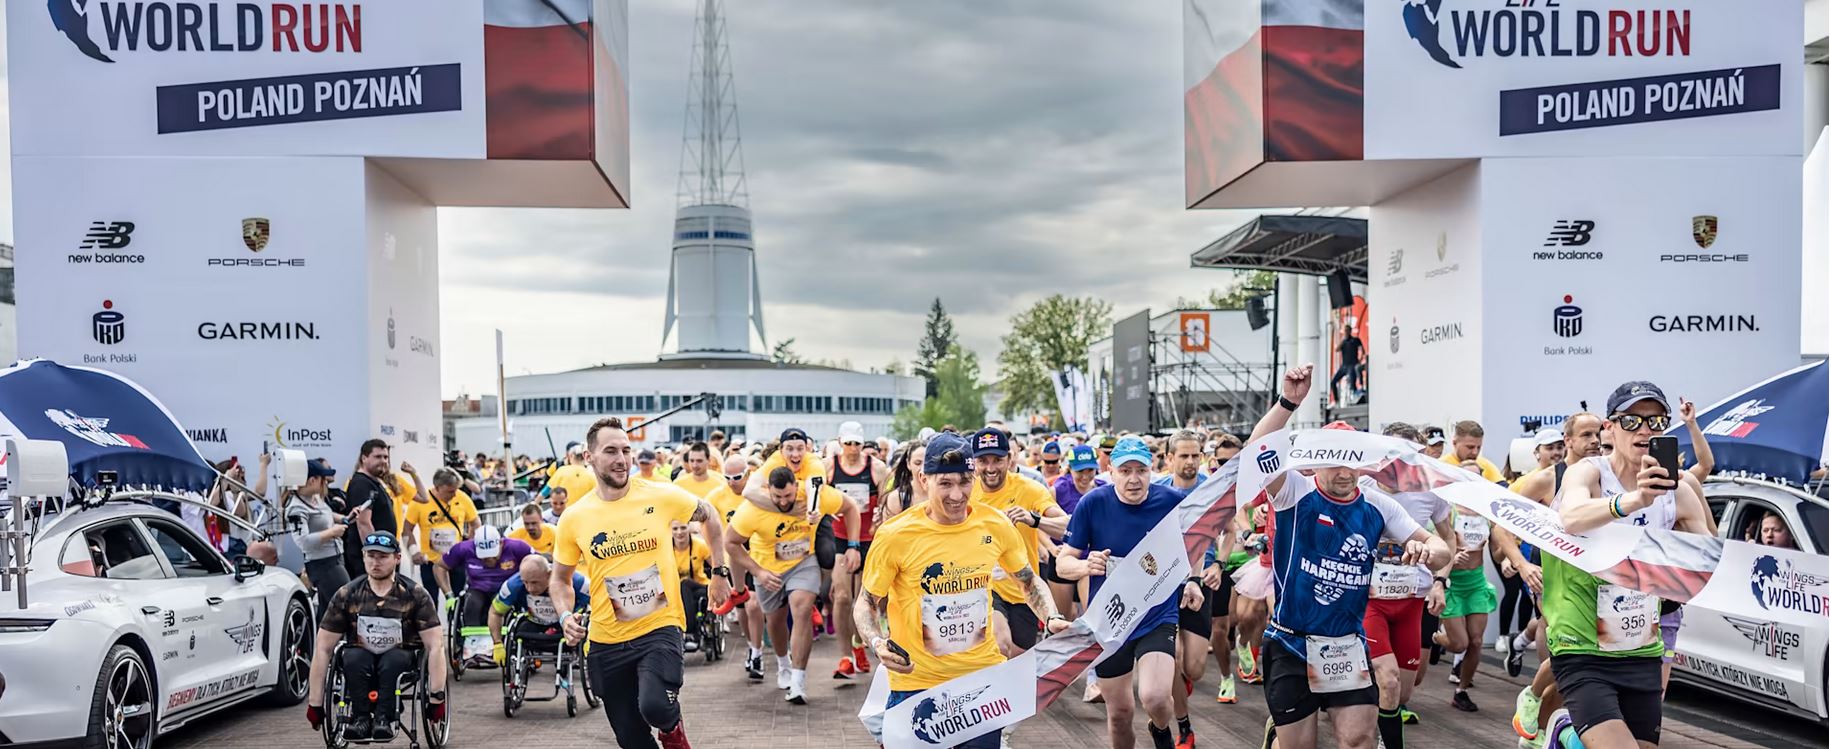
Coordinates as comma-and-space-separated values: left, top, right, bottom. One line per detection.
760, 556, 822, 613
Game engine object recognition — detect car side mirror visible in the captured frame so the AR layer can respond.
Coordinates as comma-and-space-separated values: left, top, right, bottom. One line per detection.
233, 554, 265, 582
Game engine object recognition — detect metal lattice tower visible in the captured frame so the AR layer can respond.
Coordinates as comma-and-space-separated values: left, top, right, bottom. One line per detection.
676, 0, 748, 208
662, 0, 767, 358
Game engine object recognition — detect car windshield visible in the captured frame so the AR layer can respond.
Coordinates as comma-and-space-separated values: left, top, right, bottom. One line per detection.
1798, 501, 1827, 553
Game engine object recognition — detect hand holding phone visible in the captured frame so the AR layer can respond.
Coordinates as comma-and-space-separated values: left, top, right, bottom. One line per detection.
1648, 435, 1681, 490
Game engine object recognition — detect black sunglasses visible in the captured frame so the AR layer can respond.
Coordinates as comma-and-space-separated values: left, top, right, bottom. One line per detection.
1041, 459, 1061, 466
1609, 413, 1672, 432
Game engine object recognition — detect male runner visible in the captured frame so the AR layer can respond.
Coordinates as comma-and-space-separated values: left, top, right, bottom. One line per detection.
725, 466, 861, 704
1247, 365, 1450, 749
1443, 420, 1504, 482
401, 467, 480, 600
547, 443, 597, 507
968, 428, 1068, 659
1432, 504, 1497, 711
829, 420, 891, 678
673, 442, 723, 499
1055, 437, 1205, 749
508, 503, 558, 557
490, 555, 589, 666
543, 486, 571, 525
1037, 440, 1066, 486
1362, 423, 1457, 748
551, 417, 730, 749
706, 455, 768, 678
855, 432, 1065, 749
306, 531, 445, 743
1153, 430, 1236, 722
1541, 384, 1712, 749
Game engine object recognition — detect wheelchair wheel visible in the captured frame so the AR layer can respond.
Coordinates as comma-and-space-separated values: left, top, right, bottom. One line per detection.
445, 593, 467, 683
577, 651, 600, 709
566, 694, 578, 717
321, 656, 348, 749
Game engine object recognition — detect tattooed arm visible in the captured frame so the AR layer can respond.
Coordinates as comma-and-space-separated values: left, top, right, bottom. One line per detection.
1014, 567, 1067, 633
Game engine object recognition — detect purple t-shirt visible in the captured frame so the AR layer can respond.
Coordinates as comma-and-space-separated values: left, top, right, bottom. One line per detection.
1051, 474, 1108, 514
443, 538, 534, 596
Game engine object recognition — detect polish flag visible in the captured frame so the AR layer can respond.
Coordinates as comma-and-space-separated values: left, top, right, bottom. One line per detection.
485, 0, 610, 160
1317, 514, 1336, 527
1184, 0, 1364, 203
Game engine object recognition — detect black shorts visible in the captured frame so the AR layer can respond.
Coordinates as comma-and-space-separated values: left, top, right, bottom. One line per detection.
1263, 638, 1379, 725
1040, 553, 1064, 585
1549, 654, 1663, 745
816, 516, 836, 571
1210, 571, 1235, 617
993, 596, 1040, 651
1179, 587, 1213, 640
1095, 622, 1178, 679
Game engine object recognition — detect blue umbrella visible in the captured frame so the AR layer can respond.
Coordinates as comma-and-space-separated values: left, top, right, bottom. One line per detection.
0, 359, 216, 492
1669, 360, 1829, 486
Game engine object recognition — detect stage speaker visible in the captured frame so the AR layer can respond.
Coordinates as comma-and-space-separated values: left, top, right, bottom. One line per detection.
1326, 270, 1353, 309
1246, 295, 1271, 330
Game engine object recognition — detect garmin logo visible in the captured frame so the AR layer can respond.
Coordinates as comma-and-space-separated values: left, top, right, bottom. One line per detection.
197, 321, 320, 340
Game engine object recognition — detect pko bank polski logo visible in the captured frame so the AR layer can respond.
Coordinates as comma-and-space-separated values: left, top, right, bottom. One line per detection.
1401, 0, 1691, 70
48, 1, 364, 64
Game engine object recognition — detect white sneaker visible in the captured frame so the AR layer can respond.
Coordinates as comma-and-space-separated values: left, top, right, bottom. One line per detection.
785, 682, 808, 705
777, 666, 793, 690
1495, 637, 1510, 653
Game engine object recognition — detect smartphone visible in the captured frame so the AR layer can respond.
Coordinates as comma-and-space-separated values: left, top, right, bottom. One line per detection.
1648, 435, 1682, 488
885, 638, 911, 662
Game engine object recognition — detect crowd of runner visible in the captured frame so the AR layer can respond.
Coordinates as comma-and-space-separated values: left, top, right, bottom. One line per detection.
280, 361, 1810, 749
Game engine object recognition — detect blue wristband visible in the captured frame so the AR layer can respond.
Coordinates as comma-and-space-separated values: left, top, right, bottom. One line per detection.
847, 540, 861, 550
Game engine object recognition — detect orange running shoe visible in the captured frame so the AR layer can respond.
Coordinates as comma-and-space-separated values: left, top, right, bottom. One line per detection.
834, 658, 856, 680
853, 646, 872, 673
712, 588, 750, 617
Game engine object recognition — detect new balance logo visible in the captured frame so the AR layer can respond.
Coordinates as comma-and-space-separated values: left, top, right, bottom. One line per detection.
80, 222, 136, 250
1542, 220, 1594, 247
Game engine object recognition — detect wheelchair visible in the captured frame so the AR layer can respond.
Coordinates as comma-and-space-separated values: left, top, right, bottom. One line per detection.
320, 642, 450, 749
498, 612, 598, 718
683, 578, 726, 663
442, 588, 469, 682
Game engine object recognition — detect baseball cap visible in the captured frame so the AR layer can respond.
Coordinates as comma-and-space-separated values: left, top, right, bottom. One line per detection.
1534, 427, 1565, 446
565, 440, 583, 456
922, 433, 972, 475
779, 427, 811, 444
1068, 445, 1098, 471
917, 427, 937, 442
1606, 380, 1670, 415
361, 530, 401, 554
1423, 426, 1446, 446
474, 525, 503, 559
971, 428, 1011, 457
1041, 441, 1063, 457
307, 458, 337, 479
838, 421, 866, 444
637, 449, 657, 464
1109, 437, 1152, 468
1098, 434, 1118, 450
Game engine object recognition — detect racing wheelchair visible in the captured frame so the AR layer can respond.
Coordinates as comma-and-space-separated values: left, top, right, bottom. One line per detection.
320, 642, 450, 749
498, 611, 598, 717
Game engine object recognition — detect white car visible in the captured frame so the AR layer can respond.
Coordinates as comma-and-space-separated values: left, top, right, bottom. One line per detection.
0, 499, 314, 748
1671, 477, 1830, 723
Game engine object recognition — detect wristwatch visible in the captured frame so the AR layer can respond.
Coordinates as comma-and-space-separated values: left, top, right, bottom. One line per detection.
1433, 576, 1449, 587
427, 690, 447, 702
1277, 395, 1301, 411
847, 540, 861, 551
712, 566, 732, 580
1028, 511, 1042, 528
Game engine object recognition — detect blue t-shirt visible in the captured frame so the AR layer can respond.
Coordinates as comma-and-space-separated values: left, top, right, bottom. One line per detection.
1063, 483, 1186, 642
443, 538, 535, 596
1264, 475, 1419, 660
1051, 474, 1108, 514
1150, 475, 1217, 568
492, 571, 589, 625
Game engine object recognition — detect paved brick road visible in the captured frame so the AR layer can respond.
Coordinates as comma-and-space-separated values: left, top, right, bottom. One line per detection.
163, 632, 1816, 749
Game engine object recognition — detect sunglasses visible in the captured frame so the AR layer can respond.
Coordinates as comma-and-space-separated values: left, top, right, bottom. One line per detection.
842, 441, 863, 447
1609, 413, 1672, 432
1041, 459, 1061, 466
725, 473, 746, 481
364, 534, 397, 548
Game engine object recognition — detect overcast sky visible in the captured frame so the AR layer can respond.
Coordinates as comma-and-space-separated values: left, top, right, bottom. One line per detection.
0, 3, 1264, 398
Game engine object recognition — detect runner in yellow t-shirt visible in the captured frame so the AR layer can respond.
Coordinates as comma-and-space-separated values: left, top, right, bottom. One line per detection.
705, 454, 770, 678
725, 466, 860, 705
547, 444, 598, 511
672, 442, 723, 499
965, 428, 1067, 656
400, 467, 481, 596
550, 418, 728, 749
671, 520, 714, 653
506, 503, 558, 556
1440, 420, 1505, 482
855, 432, 1065, 749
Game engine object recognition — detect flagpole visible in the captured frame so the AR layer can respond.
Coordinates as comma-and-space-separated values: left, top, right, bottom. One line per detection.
496, 329, 509, 478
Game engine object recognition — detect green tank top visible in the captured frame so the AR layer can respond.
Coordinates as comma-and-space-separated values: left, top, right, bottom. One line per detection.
1541, 552, 1665, 659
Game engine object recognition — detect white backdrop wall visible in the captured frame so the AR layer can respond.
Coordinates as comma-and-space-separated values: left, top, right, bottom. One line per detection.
365, 163, 443, 474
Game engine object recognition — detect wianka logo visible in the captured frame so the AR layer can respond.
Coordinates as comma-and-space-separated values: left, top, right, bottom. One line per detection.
48, 2, 364, 64
1553, 294, 1583, 338
92, 299, 126, 345
1401, 0, 1692, 70
242, 217, 271, 253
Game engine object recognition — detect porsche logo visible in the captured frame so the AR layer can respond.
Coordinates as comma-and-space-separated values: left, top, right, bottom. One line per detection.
1141, 552, 1158, 577
1692, 215, 1718, 249
242, 217, 271, 253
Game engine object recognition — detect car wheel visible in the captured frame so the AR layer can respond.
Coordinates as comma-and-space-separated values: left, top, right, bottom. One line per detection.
264, 597, 312, 706
84, 644, 154, 749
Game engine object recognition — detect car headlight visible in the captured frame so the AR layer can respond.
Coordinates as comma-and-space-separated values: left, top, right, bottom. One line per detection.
0, 618, 55, 633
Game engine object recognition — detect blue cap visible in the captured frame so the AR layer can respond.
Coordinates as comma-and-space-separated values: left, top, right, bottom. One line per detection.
1067, 444, 1098, 471
1041, 441, 1063, 457
923, 433, 972, 474
307, 458, 337, 479
1110, 437, 1152, 468
971, 428, 1010, 457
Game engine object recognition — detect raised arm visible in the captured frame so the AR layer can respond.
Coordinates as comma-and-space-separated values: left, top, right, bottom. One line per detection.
1557, 458, 1675, 534
1251, 364, 1315, 498
1680, 398, 1715, 484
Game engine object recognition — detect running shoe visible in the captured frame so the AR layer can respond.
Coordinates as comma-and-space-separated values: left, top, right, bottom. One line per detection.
777, 665, 793, 690
746, 655, 764, 681
1451, 690, 1478, 712
1176, 730, 1195, 749
658, 719, 694, 749
1236, 644, 1257, 675
785, 682, 808, 705
1513, 687, 1542, 739
1398, 705, 1419, 725
834, 657, 856, 680
1547, 708, 1578, 749
1083, 679, 1104, 704
1507, 644, 1526, 677
1258, 716, 1276, 749
712, 589, 750, 617
853, 646, 872, 673
811, 608, 826, 632
1215, 675, 1237, 704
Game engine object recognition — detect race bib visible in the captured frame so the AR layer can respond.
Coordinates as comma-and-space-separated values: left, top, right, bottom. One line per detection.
1456, 514, 1489, 551
355, 615, 403, 655
838, 483, 870, 504
605, 566, 668, 622
429, 527, 459, 554
775, 538, 810, 562
921, 589, 989, 657
527, 594, 560, 625
1372, 563, 1425, 600
1596, 584, 1659, 652
1305, 633, 1372, 693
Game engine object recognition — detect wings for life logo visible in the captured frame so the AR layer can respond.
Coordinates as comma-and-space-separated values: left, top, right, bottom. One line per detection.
92, 299, 125, 344
47, 2, 364, 64
1724, 615, 1801, 660
45, 408, 149, 449
1750, 555, 1828, 615
1400, 0, 1692, 70
588, 530, 661, 560
1702, 398, 1774, 438
223, 609, 264, 654
909, 686, 1012, 745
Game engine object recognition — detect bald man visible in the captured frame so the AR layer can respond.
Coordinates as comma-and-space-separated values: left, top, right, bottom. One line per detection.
488, 554, 589, 666
707, 455, 770, 680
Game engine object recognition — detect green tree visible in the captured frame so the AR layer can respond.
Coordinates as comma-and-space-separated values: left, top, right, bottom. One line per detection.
912, 298, 958, 397
1172, 269, 1277, 310
890, 345, 986, 439
996, 295, 1113, 416
770, 337, 803, 365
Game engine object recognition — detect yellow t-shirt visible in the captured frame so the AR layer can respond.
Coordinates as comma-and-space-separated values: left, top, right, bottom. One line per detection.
706, 484, 746, 527
728, 486, 844, 575
862, 502, 1030, 691
674, 537, 711, 584
672, 471, 723, 500
554, 482, 700, 644
400, 491, 479, 556
1442, 453, 1504, 482
759, 451, 823, 485
549, 464, 599, 503
508, 522, 559, 556
969, 474, 1059, 604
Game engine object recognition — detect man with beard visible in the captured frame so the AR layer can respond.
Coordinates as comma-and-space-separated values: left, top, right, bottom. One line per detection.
307, 531, 445, 743
1152, 431, 1237, 718
967, 428, 1067, 660
550, 418, 730, 749
341, 440, 403, 580
828, 421, 892, 679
